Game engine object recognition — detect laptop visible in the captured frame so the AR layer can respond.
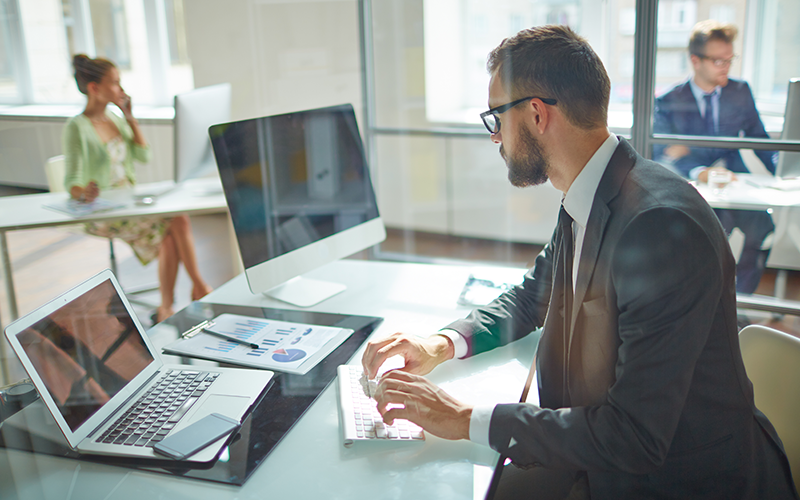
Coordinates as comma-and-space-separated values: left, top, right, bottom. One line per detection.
3, 269, 273, 462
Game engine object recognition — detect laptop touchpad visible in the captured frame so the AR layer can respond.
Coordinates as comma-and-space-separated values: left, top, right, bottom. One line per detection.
191, 394, 250, 422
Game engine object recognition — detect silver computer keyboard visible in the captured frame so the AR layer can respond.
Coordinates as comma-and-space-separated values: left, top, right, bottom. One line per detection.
97, 369, 219, 447
336, 364, 424, 447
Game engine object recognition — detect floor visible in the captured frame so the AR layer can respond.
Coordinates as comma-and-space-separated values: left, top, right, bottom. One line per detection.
2, 186, 799, 385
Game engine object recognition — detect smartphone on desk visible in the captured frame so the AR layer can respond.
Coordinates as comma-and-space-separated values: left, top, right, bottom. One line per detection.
153, 413, 240, 460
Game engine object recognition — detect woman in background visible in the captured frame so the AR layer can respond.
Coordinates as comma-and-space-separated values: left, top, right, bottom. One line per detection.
63, 54, 212, 322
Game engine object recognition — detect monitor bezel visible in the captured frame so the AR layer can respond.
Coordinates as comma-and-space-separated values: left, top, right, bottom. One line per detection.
210, 103, 386, 305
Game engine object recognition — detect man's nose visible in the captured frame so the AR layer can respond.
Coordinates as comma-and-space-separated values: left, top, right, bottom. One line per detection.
490, 131, 501, 144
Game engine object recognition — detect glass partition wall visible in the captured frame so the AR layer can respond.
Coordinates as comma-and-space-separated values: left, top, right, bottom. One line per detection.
360, 0, 800, 293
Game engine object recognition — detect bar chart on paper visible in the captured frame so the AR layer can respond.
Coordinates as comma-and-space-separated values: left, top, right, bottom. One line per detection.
162, 314, 354, 374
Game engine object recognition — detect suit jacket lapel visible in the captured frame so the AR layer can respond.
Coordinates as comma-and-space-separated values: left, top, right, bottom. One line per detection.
566, 139, 636, 358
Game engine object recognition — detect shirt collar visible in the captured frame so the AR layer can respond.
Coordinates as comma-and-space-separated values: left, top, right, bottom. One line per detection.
689, 78, 721, 101
562, 134, 619, 229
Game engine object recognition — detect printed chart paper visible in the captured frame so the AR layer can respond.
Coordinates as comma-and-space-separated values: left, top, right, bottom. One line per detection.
162, 314, 353, 375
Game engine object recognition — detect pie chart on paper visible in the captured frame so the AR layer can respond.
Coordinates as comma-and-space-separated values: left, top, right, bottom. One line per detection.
272, 348, 307, 363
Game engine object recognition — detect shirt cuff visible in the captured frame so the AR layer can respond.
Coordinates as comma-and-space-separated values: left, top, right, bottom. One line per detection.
437, 329, 468, 359
469, 405, 495, 447
689, 165, 705, 180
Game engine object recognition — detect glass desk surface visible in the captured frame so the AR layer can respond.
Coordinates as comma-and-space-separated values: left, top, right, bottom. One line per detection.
0, 302, 382, 486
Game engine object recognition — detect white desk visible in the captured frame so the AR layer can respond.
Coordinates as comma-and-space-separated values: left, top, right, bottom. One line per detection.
0, 178, 229, 386
692, 174, 800, 299
0, 177, 228, 322
0, 259, 537, 500
690, 174, 800, 210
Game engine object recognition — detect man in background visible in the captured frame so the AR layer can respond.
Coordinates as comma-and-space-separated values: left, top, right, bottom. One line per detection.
654, 20, 775, 294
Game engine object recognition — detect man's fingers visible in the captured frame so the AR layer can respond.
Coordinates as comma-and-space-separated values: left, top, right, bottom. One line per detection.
378, 369, 418, 385
380, 406, 409, 426
362, 334, 399, 378
362, 333, 416, 378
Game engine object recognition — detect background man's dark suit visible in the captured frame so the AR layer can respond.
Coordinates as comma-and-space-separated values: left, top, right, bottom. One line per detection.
653, 78, 775, 175
653, 78, 775, 293
446, 139, 797, 499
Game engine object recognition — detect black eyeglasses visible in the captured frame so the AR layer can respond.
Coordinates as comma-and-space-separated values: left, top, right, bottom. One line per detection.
480, 96, 557, 134
693, 53, 739, 67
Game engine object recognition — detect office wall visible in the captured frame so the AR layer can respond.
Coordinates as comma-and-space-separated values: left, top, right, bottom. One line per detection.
0, 116, 173, 189
182, 0, 363, 123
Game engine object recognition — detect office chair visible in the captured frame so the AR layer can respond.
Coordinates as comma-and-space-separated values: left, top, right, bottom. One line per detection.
739, 324, 800, 488
44, 155, 158, 307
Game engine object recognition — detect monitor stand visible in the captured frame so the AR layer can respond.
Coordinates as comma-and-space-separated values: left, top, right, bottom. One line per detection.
264, 276, 347, 308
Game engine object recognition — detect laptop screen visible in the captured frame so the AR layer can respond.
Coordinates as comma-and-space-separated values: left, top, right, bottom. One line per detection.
14, 279, 154, 431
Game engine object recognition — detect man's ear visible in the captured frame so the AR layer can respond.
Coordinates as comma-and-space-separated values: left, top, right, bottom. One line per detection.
528, 98, 550, 134
689, 54, 701, 71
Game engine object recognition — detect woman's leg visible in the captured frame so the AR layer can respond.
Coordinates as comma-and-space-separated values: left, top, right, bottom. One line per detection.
158, 232, 179, 321
166, 215, 213, 300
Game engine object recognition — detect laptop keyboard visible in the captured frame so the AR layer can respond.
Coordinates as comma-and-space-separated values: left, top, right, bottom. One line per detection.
337, 364, 424, 446
97, 369, 219, 447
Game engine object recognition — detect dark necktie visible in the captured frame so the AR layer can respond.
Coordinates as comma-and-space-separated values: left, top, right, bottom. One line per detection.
519, 206, 575, 406
703, 93, 715, 136
559, 205, 574, 321
558, 206, 574, 403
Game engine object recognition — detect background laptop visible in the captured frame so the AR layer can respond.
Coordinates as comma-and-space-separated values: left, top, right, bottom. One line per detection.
3, 269, 273, 462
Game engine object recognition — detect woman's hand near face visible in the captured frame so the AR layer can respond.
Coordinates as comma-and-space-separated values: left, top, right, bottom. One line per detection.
116, 92, 133, 119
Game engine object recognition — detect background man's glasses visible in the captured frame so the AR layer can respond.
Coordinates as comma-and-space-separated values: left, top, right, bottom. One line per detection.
694, 53, 739, 67
480, 96, 558, 134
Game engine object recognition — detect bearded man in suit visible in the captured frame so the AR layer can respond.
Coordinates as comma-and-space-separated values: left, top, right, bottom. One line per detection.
653, 20, 775, 294
362, 25, 797, 499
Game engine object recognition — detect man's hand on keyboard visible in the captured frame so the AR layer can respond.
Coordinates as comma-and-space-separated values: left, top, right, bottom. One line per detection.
373, 370, 471, 441
361, 332, 455, 380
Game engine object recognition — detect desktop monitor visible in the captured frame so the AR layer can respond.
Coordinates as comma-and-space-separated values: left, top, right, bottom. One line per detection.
174, 83, 232, 183
776, 78, 800, 178
209, 104, 386, 307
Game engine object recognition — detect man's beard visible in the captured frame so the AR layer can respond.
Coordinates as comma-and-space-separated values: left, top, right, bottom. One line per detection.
501, 125, 550, 187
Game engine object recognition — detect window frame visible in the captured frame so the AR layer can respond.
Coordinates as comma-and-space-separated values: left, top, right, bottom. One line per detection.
0, 0, 188, 107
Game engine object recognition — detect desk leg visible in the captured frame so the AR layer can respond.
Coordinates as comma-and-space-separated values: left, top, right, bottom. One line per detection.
0, 231, 18, 321
0, 231, 16, 386
775, 269, 788, 300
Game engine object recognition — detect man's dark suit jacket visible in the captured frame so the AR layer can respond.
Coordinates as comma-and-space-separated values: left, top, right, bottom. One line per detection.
653, 78, 775, 177
446, 139, 797, 499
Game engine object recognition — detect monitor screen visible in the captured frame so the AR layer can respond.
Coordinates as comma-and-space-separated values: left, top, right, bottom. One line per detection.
174, 83, 232, 183
777, 78, 800, 178
209, 104, 385, 306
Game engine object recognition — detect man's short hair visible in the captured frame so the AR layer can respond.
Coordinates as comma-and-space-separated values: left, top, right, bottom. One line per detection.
689, 20, 738, 57
486, 25, 610, 130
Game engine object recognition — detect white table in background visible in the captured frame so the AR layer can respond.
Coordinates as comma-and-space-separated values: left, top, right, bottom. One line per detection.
0, 177, 228, 322
0, 177, 229, 385
692, 173, 800, 302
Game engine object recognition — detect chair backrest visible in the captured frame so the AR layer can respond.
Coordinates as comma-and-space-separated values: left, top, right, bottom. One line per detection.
44, 155, 66, 193
739, 325, 800, 488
